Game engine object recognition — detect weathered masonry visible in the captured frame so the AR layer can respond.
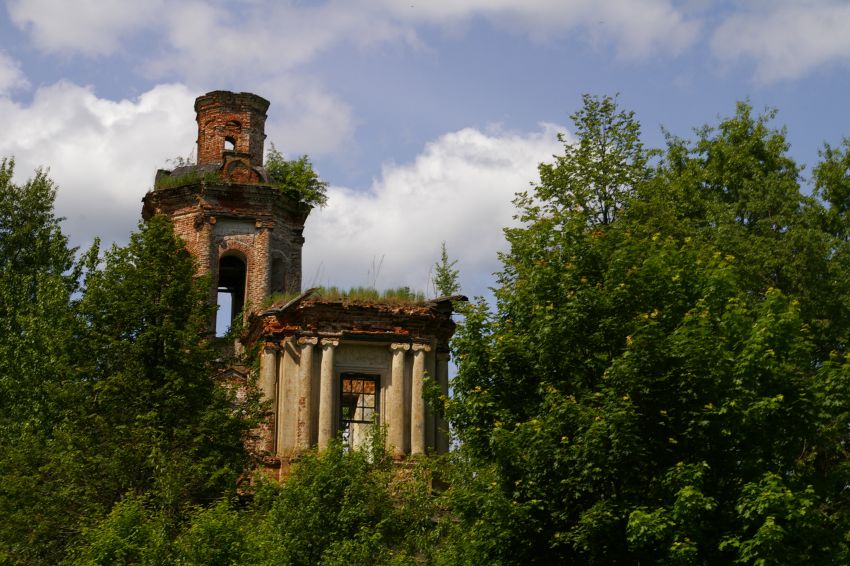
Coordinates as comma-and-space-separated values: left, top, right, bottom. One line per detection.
143, 91, 307, 327
141, 91, 462, 475
245, 291, 458, 470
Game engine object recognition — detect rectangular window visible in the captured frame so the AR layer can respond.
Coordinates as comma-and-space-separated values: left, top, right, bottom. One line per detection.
339, 372, 379, 449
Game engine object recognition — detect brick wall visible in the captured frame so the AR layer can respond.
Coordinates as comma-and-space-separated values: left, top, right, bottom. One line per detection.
143, 183, 310, 323
195, 91, 269, 167
142, 91, 309, 330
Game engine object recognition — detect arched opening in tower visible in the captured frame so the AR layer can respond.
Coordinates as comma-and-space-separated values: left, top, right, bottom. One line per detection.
216, 255, 246, 337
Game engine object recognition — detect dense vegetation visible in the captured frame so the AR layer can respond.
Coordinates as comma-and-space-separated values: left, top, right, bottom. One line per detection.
5, 94, 850, 563
447, 97, 850, 563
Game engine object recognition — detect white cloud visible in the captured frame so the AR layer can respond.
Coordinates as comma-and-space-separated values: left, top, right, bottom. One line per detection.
0, 79, 562, 300
370, 0, 700, 58
303, 124, 565, 299
711, 0, 850, 82
144, 1, 416, 82
0, 82, 197, 249
9, 0, 697, 78
253, 75, 356, 157
0, 51, 29, 94
0, 76, 357, 252
7, 0, 164, 56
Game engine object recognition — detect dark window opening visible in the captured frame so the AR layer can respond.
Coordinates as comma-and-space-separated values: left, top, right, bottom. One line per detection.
224, 136, 236, 151
216, 255, 246, 337
340, 373, 379, 450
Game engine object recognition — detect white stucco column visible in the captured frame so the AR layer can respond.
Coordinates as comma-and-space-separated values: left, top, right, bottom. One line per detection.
388, 342, 410, 457
276, 344, 288, 455
318, 338, 339, 451
411, 342, 431, 456
297, 336, 318, 451
425, 345, 436, 452
436, 351, 451, 454
259, 345, 278, 453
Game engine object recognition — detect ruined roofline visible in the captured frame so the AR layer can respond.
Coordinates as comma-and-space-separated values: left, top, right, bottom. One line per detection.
140, 180, 311, 223
195, 90, 270, 168
194, 91, 270, 115
242, 289, 465, 346
259, 289, 468, 317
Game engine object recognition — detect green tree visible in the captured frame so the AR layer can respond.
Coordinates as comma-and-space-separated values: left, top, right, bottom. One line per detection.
0, 158, 77, 426
532, 93, 649, 226
0, 159, 85, 564
447, 97, 850, 563
432, 242, 461, 297
265, 144, 328, 207
69, 215, 253, 528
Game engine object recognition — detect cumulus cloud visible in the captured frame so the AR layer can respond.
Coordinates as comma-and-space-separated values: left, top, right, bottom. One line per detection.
7, 0, 164, 56
142, 1, 416, 83
303, 124, 565, 299
0, 51, 29, 94
371, 0, 700, 58
256, 75, 356, 157
0, 82, 197, 249
711, 0, 850, 82
0, 79, 563, 299
9, 0, 698, 79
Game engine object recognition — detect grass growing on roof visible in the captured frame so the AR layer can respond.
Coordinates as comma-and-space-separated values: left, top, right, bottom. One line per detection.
262, 286, 427, 310
154, 169, 226, 190
315, 286, 426, 304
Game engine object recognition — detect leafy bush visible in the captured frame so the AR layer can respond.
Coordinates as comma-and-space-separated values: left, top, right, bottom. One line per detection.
265, 144, 328, 208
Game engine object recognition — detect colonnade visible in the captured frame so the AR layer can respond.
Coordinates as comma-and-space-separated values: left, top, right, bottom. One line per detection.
258, 337, 451, 458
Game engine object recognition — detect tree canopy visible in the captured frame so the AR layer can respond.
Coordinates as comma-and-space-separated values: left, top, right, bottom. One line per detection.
446, 97, 850, 564
0, 170, 256, 562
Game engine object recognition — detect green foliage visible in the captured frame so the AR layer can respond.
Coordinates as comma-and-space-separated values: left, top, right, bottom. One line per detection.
70, 215, 253, 521
0, 158, 85, 563
71, 496, 170, 566
242, 433, 435, 566
432, 242, 460, 297
531, 93, 649, 226
426, 452, 534, 566
446, 96, 850, 563
173, 499, 249, 565
0, 158, 77, 426
0, 178, 258, 561
266, 144, 328, 208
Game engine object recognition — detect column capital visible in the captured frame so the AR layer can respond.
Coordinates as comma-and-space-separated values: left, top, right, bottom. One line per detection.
263, 341, 279, 353
298, 336, 319, 346
320, 338, 340, 349
390, 342, 410, 352
411, 342, 432, 353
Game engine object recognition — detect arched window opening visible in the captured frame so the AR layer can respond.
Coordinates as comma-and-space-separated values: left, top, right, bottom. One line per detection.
224, 136, 236, 152
216, 255, 246, 337
271, 255, 285, 295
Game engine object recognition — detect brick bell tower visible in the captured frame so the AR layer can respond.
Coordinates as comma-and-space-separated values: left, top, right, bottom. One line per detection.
142, 91, 310, 334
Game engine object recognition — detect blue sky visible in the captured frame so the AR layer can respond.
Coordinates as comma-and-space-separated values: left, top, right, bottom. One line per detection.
2, 0, 850, 299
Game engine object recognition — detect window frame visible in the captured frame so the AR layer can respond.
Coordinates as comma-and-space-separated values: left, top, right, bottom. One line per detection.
338, 372, 380, 447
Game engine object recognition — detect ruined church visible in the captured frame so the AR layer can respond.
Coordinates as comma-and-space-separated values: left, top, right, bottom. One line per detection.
141, 91, 460, 477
